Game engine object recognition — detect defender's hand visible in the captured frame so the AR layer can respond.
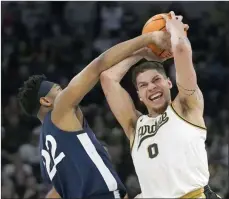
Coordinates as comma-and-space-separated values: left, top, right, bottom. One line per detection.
134, 47, 169, 62
151, 31, 172, 51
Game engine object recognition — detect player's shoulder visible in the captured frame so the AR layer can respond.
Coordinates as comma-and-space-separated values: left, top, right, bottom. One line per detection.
135, 113, 148, 125
51, 107, 83, 132
135, 110, 143, 119
170, 100, 206, 130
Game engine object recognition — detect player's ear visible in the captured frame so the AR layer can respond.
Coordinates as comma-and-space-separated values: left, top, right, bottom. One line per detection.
167, 78, 173, 89
40, 97, 52, 107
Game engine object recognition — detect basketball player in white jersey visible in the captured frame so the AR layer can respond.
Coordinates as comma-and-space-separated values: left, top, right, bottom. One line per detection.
100, 11, 221, 198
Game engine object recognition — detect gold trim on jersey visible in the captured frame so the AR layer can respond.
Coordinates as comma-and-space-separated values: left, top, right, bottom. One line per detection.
181, 188, 205, 198
130, 115, 143, 153
130, 134, 135, 152
170, 103, 207, 130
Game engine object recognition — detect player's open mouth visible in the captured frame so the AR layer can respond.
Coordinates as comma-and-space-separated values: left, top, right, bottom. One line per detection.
148, 92, 163, 102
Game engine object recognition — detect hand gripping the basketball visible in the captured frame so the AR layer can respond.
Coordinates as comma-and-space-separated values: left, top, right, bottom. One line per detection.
162, 11, 191, 52
162, 11, 189, 36
151, 31, 172, 52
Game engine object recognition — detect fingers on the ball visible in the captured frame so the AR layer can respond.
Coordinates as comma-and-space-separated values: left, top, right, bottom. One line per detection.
161, 14, 169, 21
170, 11, 176, 19
145, 47, 152, 53
176, 15, 183, 21
184, 24, 189, 31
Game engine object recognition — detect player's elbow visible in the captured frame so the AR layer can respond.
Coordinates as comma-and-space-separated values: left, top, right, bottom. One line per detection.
90, 56, 106, 75
100, 71, 117, 84
89, 54, 110, 75
95, 53, 114, 74
100, 72, 119, 94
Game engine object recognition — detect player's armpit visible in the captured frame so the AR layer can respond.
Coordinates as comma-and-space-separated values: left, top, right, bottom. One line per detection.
45, 187, 61, 198
176, 84, 204, 114
172, 91, 206, 130
75, 106, 84, 126
100, 74, 140, 142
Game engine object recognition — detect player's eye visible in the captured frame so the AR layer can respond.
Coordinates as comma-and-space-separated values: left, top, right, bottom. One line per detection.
140, 84, 146, 88
153, 78, 160, 82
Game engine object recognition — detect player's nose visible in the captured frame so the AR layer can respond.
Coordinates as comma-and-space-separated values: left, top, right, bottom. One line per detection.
147, 82, 157, 91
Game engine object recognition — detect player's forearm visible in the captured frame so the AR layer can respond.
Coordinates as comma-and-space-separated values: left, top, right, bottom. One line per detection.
100, 55, 142, 83
171, 33, 197, 90
97, 33, 157, 74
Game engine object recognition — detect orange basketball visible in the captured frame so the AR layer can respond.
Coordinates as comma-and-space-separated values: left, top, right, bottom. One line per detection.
142, 13, 187, 59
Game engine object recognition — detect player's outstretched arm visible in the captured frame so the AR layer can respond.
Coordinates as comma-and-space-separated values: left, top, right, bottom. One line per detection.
163, 12, 204, 114
52, 32, 169, 123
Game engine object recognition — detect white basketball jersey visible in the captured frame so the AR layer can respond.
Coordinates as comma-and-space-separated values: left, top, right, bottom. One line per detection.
131, 105, 209, 198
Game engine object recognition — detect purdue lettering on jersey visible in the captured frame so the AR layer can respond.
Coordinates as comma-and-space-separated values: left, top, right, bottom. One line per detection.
131, 105, 209, 198
137, 112, 169, 149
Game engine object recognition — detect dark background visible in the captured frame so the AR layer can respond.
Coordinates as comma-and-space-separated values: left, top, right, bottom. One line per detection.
1, 1, 228, 198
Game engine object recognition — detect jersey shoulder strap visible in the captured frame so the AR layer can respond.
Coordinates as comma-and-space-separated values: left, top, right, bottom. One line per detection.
130, 114, 146, 151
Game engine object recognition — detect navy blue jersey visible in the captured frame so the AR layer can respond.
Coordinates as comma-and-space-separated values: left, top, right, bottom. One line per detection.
40, 111, 126, 199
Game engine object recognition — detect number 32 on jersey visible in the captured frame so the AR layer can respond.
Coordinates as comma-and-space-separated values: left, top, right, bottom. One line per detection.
42, 135, 65, 180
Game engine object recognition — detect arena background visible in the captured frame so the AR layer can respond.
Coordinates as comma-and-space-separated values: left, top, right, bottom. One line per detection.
1, 1, 228, 198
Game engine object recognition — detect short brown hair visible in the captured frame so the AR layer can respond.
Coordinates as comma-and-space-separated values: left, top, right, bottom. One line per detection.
132, 60, 167, 88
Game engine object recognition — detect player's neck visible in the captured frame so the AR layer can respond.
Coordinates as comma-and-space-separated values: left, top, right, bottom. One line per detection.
37, 112, 45, 123
147, 110, 160, 118
147, 106, 168, 118
37, 108, 49, 123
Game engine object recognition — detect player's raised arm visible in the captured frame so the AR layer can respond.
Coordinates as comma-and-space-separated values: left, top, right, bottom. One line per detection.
100, 46, 170, 143
52, 32, 169, 122
163, 12, 204, 114
100, 55, 142, 141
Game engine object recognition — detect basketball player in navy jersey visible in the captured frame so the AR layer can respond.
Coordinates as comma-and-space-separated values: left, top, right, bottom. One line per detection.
17, 31, 171, 198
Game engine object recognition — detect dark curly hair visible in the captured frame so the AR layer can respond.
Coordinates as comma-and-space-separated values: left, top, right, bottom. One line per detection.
18, 75, 47, 116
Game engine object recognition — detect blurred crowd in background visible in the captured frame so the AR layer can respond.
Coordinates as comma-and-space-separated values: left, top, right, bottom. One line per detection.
1, 1, 228, 199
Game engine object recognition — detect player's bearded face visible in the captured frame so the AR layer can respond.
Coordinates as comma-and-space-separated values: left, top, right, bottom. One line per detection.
136, 70, 172, 113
